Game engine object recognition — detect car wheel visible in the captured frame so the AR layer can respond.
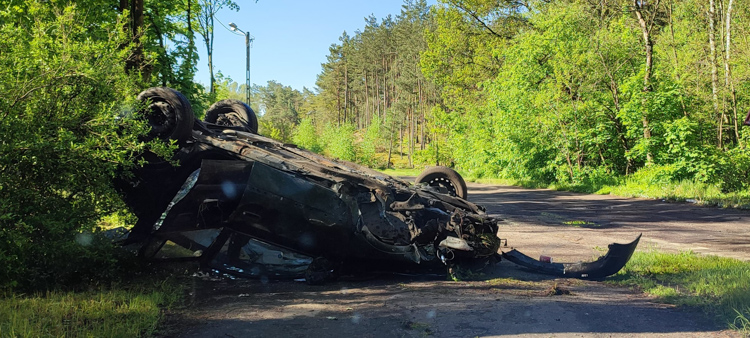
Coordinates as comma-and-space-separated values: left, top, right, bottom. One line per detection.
204, 99, 258, 134
415, 166, 468, 199
137, 87, 195, 144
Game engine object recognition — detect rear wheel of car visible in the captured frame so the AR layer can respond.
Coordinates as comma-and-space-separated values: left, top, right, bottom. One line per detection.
204, 99, 258, 134
415, 166, 468, 199
137, 87, 195, 144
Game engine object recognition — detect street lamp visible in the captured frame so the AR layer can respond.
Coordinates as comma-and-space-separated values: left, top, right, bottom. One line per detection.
228, 22, 252, 107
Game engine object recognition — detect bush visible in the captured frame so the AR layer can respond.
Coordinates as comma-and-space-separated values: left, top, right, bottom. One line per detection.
357, 115, 384, 168
292, 118, 322, 153
0, 4, 148, 291
320, 123, 357, 162
716, 148, 750, 192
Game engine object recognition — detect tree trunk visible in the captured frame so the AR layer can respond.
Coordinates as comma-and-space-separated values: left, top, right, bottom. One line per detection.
668, 2, 687, 116
419, 79, 425, 150
633, 0, 658, 163
344, 61, 348, 123
723, 0, 739, 143
208, 10, 215, 94
709, 0, 721, 148
382, 56, 388, 121
336, 80, 341, 125
387, 115, 395, 168
121, 0, 145, 77
364, 72, 369, 127
435, 132, 439, 166
375, 72, 380, 119
399, 117, 404, 159
187, 0, 193, 39
408, 105, 413, 168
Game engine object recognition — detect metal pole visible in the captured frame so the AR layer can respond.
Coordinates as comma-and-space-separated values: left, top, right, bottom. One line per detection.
245, 32, 251, 107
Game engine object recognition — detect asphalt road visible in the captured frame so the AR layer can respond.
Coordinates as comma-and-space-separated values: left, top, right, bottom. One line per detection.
470, 183, 750, 262
169, 183, 747, 338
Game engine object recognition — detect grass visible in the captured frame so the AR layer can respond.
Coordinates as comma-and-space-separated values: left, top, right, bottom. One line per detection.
611, 250, 750, 333
562, 220, 599, 227
378, 167, 422, 177
599, 179, 750, 209
0, 278, 183, 337
732, 309, 750, 336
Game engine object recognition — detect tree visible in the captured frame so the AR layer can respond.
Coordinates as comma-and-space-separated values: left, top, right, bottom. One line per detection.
632, 0, 665, 163
119, 0, 146, 77
143, 0, 206, 110
196, 0, 239, 95
256, 81, 304, 142
0, 3, 154, 290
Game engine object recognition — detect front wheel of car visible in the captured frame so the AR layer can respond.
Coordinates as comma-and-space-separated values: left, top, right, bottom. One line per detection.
415, 166, 468, 199
137, 87, 195, 144
204, 99, 259, 134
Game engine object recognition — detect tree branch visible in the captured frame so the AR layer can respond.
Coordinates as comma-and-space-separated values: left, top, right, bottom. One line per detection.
447, 0, 504, 38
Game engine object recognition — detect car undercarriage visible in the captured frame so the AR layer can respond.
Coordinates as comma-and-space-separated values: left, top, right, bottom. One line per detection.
116, 87, 640, 283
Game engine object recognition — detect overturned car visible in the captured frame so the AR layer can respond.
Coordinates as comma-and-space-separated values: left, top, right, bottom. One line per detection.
117, 87, 640, 282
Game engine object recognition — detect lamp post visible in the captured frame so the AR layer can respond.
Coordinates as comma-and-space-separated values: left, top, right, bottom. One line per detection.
228, 22, 252, 107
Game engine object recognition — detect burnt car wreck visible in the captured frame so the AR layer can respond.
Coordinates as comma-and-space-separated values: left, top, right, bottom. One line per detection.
117, 87, 640, 283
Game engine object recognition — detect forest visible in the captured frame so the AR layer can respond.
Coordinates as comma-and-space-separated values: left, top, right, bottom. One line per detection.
302, 0, 750, 193
2, 0, 750, 291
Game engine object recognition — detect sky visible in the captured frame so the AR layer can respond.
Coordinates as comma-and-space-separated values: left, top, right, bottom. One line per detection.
194, 0, 435, 93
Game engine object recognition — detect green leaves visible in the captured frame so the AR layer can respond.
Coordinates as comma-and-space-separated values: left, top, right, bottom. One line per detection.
292, 118, 322, 153
0, 3, 150, 291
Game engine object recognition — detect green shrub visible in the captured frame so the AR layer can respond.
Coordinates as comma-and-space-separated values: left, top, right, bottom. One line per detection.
292, 118, 322, 153
0, 4, 150, 291
357, 115, 384, 168
320, 123, 357, 162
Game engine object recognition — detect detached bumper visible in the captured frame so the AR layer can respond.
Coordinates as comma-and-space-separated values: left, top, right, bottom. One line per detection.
502, 234, 641, 279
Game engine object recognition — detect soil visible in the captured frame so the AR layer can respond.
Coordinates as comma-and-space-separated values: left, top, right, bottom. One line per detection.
165, 183, 748, 337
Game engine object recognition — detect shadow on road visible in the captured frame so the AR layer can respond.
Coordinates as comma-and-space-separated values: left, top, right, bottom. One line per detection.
174, 261, 725, 337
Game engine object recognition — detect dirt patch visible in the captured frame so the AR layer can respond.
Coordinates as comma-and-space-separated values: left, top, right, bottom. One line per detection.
165, 183, 748, 337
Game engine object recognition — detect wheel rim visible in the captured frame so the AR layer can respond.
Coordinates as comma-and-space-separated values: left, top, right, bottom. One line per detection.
146, 101, 176, 137
428, 177, 457, 196
215, 112, 246, 127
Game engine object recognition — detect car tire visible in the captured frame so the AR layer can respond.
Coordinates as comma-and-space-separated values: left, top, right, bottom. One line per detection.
204, 99, 259, 134
137, 87, 195, 144
415, 166, 468, 199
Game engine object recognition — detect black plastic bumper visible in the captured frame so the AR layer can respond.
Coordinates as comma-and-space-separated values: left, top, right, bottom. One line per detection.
502, 234, 641, 279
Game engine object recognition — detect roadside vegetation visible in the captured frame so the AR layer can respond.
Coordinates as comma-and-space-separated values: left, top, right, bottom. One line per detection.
0, 278, 183, 337
613, 251, 750, 334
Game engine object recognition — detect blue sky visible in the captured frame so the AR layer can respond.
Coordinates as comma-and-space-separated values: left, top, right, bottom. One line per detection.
194, 0, 435, 93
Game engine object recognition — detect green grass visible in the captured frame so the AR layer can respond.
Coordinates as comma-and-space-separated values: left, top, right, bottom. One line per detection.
731, 309, 750, 336
562, 220, 599, 227
0, 279, 182, 337
611, 250, 750, 332
378, 167, 423, 177
599, 179, 750, 209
